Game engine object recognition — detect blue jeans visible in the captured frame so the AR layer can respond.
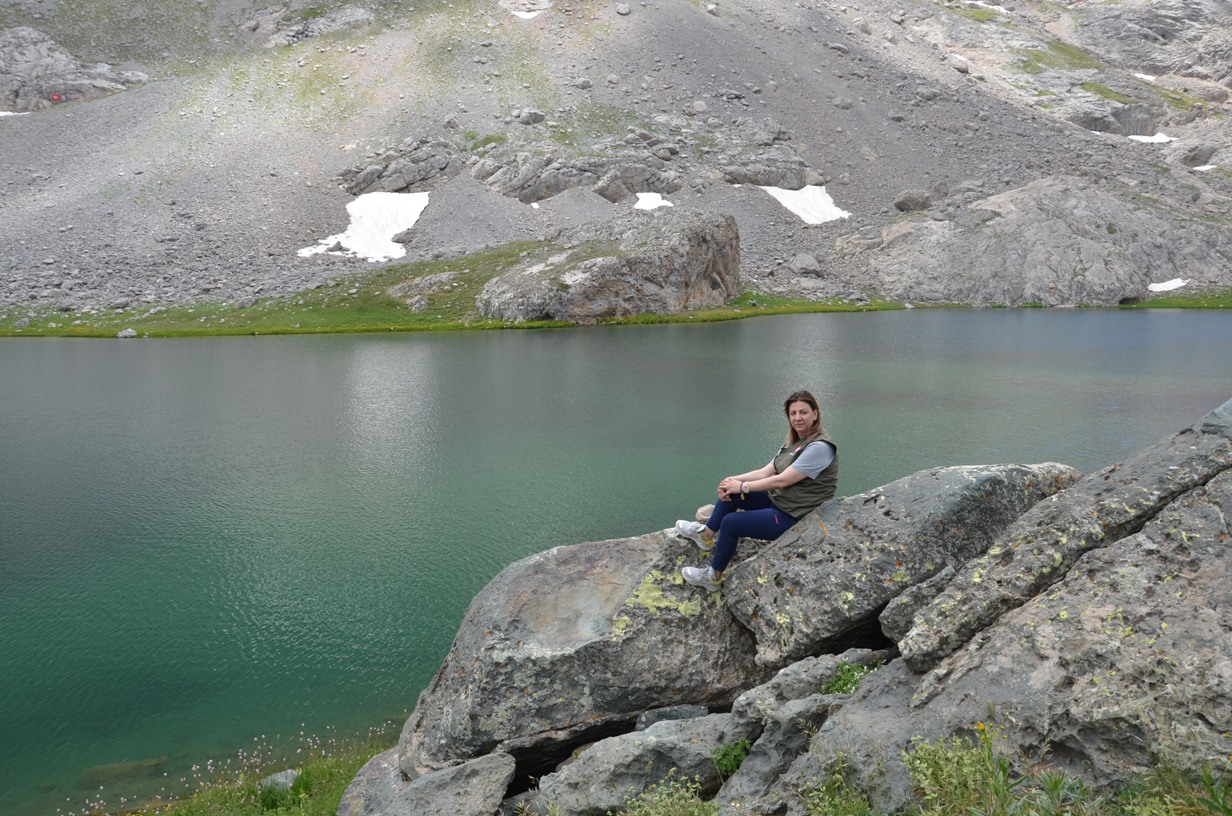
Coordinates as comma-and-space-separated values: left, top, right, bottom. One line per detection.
706, 491, 797, 573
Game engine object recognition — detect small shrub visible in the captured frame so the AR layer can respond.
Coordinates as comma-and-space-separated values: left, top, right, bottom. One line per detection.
798, 762, 874, 816
617, 774, 718, 816
820, 661, 880, 695
904, 727, 998, 814
712, 737, 753, 780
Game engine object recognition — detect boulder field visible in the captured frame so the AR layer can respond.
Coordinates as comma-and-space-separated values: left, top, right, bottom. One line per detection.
337, 396, 1232, 816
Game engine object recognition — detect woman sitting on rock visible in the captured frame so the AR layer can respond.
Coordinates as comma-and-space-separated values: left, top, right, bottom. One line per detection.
676, 389, 838, 592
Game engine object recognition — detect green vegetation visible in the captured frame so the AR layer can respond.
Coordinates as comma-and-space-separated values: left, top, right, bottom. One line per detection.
7, 273, 1228, 338
900, 723, 1232, 816
1015, 40, 1103, 74
820, 660, 881, 695
1081, 81, 1137, 105
620, 775, 718, 816
954, 6, 1001, 23
0, 245, 905, 338
1155, 84, 1208, 112
65, 724, 396, 816
70, 718, 1232, 816
798, 761, 875, 816
1121, 288, 1232, 309
712, 738, 753, 780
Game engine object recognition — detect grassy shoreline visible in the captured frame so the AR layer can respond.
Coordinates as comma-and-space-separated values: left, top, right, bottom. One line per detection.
3, 245, 1229, 339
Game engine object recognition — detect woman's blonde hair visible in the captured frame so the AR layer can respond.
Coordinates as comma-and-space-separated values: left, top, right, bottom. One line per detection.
783, 389, 824, 444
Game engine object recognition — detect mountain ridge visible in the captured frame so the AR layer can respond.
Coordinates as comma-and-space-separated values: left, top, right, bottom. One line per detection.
2, 0, 1230, 318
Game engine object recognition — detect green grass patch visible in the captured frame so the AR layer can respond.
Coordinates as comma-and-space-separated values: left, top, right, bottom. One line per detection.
604, 293, 904, 327
1155, 84, 1208, 111
1015, 40, 1103, 74
820, 660, 882, 695
0, 252, 904, 338
56, 723, 397, 816
1121, 288, 1232, 309
1081, 81, 1136, 105
954, 6, 1001, 23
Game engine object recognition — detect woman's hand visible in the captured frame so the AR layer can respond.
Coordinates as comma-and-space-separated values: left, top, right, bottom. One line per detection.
718, 476, 742, 498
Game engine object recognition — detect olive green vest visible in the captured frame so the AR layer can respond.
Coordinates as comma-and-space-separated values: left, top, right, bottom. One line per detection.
768, 429, 838, 520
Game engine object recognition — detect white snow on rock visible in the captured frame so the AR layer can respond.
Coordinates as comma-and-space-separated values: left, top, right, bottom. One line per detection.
1148, 278, 1190, 292
1128, 133, 1174, 143
299, 192, 429, 261
759, 185, 850, 224
634, 193, 673, 210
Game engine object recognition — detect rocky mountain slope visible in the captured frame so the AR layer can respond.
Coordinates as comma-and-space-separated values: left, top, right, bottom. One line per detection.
2, 0, 1230, 317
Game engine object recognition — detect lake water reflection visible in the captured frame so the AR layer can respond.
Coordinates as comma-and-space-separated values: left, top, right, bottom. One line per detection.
1, 310, 1230, 815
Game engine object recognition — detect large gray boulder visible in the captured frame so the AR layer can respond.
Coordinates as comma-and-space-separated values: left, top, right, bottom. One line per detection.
725, 463, 1082, 668
901, 398, 1232, 672
0, 27, 146, 112
844, 176, 1232, 307
397, 531, 770, 779
395, 462, 1078, 783
526, 713, 760, 816
782, 463, 1232, 815
475, 209, 742, 324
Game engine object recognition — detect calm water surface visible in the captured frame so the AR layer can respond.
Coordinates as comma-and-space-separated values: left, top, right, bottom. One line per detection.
2, 310, 1230, 815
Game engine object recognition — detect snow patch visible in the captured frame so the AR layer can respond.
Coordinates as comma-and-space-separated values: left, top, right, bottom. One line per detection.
634, 192, 673, 210
760, 185, 850, 224
1148, 278, 1189, 292
1135, 73, 1156, 83
1128, 133, 1174, 143
298, 192, 429, 261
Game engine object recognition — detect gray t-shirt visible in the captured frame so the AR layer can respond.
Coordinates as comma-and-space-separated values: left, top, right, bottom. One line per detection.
771, 440, 836, 479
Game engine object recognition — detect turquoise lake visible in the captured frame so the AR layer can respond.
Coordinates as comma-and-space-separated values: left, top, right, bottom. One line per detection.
2, 309, 1231, 815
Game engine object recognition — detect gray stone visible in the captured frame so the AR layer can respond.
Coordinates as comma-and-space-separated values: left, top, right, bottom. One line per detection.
260, 769, 299, 791
0, 27, 147, 112
893, 189, 932, 211
398, 528, 770, 779
725, 463, 1081, 668
529, 714, 760, 815
475, 209, 742, 324
878, 566, 954, 643
337, 748, 408, 816
789, 253, 823, 277
901, 397, 1232, 672
635, 705, 709, 730
382, 752, 515, 816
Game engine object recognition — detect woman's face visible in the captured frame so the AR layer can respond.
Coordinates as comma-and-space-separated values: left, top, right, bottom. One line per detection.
787, 400, 818, 437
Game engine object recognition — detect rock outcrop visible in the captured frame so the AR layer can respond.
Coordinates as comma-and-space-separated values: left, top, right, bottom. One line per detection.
342, 396, 1232, 816
0, 27, 146, 112
901, 397, 1232, 671
842, 175, 1232, 307
474, 209, 742, 324
725, 463, 1081, 668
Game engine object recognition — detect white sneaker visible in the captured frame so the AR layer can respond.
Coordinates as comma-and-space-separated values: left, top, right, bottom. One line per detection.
682, 565, 722, 592
674, 520, 714, 551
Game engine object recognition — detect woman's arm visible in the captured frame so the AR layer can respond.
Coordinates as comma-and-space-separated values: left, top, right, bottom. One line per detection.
716, 462, 776, 500
728, 463, 777, 483
719, 466, 806, 497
